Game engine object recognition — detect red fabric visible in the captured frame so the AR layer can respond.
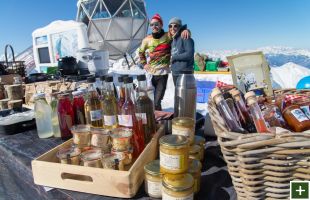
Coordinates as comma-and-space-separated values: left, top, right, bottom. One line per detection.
151, 13, 163, 25
216, 81, 232, 88
284, 94, 307, 104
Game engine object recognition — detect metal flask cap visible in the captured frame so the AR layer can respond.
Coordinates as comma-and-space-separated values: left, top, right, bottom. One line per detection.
176, 72, 196, 88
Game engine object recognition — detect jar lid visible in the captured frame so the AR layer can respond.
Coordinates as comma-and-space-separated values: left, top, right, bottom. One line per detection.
144, 160, 161, 176
189, 145, 201, 154
80, 149, 102, 161
57, 147, 81, 159
111, 128, 133, 138
71, 125, 91, 134
159, 135, 188, 148
162, 174, 194, 192
194, 135, 206, 146
172, 117, 195, 127
188, 159, 202, 173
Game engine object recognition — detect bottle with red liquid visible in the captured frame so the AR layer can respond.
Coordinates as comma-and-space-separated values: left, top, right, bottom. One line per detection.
72, 91, 86, 125
245, 91, 270, 133
119, 76, 145, 158
57, 93, 75, 140
230, 89, 257, 133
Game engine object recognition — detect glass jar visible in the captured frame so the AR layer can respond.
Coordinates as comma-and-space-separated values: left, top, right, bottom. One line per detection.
172, 117, 195, 145
189, 145, 202, 161
111, 148, 133, 166
90, 127, 111, 153
144, 160, 162, 198
111, 128, 133, 151
71, 125, 91, 148
282, 105, 310, 132
80, 149, 103, 168
194, 135, 205, 160
162, 174, 194, 200
101, 153, 125, 170
159, 135, 189, 174
188, 159, 202, 194
57, 147, 81, 165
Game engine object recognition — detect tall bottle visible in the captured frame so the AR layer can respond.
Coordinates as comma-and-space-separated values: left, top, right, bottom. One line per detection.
245, 91, 270, 133
117, 76, 126, 114
135, 74, 156, 144
57, 93, 75, 140
34, 93, 54, 138
72, 91, 86, 125
99, 75, 107, 99
50, 92, 61, 137
84, 77, 103, 127
230, 89, 257, 133
223, 92, 241, 127
119, 77, 145, 158
102, 76, 118, 129
211, 88, 246, 133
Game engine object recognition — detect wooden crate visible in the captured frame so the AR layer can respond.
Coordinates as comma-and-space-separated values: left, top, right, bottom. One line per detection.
32, 125, 164, 198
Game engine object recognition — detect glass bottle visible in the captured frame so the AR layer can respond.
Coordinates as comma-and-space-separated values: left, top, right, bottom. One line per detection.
102, 76, 118, 129
57, 93, 75, 140
84, 77, 103, 127
245, 91, 270, 133
34, 93, 54, 138
119, 76, 145, 158
117, 76, 126, 115
77, 88, 88, 102
262, 100, 289, 129
99, 75, 107, 99
223, 92, 241, 127
230, 89, 257, 133
135, 74, 156, 144
72, 91, 86, 125
50, 92, 61, 137
211, 88, 246, 133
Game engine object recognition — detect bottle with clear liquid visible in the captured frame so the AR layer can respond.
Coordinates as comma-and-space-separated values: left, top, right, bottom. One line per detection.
84, 77, 103, 127
120, 77, 145, 158
135, 74, 156, 144
102, 76, 118, 129
245, 91, 270, 133
34, 93, 54, 138
50, 92, 61, 137
230, 89, 257, 133
211, 88, 246, 133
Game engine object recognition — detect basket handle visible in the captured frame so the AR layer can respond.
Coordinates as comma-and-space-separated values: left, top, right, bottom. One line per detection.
5, 44, 15, 66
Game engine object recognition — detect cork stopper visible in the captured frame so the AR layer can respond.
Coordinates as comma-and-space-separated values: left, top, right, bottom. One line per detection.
229, 89, 240, 97
245, 91, 257, 105
211, 88, 223, 104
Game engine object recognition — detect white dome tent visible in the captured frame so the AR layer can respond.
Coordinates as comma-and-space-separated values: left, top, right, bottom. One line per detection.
76, 0, 148, 60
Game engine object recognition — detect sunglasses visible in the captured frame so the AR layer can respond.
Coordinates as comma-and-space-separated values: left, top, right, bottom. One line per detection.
150, 22, 160, 27
169, 24, 180, 29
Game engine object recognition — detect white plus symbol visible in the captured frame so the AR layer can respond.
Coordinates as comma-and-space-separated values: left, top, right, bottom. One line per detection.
296, 185, 305, 196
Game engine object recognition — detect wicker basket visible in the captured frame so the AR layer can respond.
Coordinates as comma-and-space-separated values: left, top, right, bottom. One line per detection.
208, 91, 310, 200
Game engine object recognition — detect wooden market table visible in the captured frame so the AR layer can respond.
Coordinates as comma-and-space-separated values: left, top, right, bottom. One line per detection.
0, 129, 236, 200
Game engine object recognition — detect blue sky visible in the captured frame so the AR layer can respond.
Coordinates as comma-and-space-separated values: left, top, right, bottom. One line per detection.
0, 0, 309, 54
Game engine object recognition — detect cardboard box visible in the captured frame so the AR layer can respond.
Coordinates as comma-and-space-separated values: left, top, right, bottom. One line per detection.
32, 125, 164, 198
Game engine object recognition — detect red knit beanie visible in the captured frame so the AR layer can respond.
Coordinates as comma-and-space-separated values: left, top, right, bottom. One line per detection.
151, 14, 163, 25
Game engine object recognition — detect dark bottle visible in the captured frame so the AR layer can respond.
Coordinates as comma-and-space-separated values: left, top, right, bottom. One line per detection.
57, 93, 75, 140
135, 74, 156, 144
223, 92, 241, 127
102, 76, 118, 129
211, 88, 246, 133
72, 91, 86, 125
230, 89, 257, 133
120, 77, 145, 158
84, 77, 103, 127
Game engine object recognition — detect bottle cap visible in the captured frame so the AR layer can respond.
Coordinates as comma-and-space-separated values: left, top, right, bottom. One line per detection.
137, 74, 146, 81
105, 76, 113, 82
87, 76, 96, 83
229, 89, 240, 97
124, 77, 133, 84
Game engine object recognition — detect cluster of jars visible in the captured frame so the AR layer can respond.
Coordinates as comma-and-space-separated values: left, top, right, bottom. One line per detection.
144, 117, 206, 199
56, 125, 134, 170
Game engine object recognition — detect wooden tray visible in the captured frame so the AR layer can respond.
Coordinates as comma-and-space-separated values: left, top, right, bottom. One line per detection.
32, 125, 164, 198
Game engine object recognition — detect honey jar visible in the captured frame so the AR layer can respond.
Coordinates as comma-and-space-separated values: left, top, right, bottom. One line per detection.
80, 149, 103, 168
159, 135, 189, 174
101, 153, 125, 170
71, 125, 91, 148
90, 127, 111, 153
57, 147, 81, 165
188, 159, 202, 194
194, 135, 205, 160
144, 160, 162, 198
172, 117, 195, 145
162, 174, 194, 200
189, 145, 202, 161
111, 128, 133, 151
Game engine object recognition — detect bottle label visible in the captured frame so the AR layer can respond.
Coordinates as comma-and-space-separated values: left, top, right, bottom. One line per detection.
160, 151, 184, 170
90, 110, 102, 121
104, 115, 117, 126
172, 127, 193, 138
147, 180, 162, 197
291, 108, 309, 122
162, 190, 193, 200
135, 113, 147, 124
300, 106, 310, 119
118, 115, 133, 127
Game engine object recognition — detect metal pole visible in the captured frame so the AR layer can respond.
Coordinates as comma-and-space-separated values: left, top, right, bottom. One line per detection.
130, 54, 136, 65
124, 54, 130, 69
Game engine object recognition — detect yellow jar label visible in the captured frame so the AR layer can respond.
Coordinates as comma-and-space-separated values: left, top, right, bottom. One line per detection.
162, 190, 193, 200
160, 152, 184, 170
147, 180, 162, 197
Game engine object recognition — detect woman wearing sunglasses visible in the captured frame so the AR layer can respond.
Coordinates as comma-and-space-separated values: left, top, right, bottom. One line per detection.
139, 14, 190, 111
169, 17, 195, 85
